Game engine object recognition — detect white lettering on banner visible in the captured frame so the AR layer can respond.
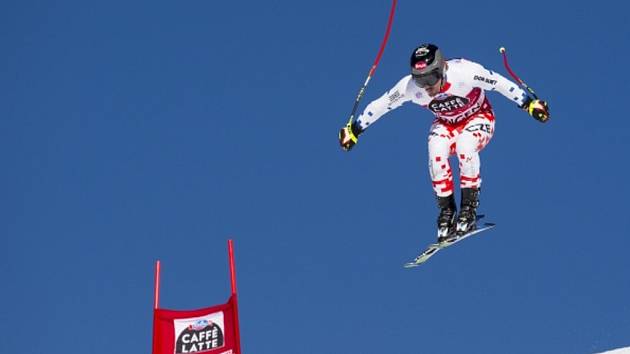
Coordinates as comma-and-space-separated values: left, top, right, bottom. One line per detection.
180, 340, 220, 353
174, 312, 226, 354
181, 329, 220, 344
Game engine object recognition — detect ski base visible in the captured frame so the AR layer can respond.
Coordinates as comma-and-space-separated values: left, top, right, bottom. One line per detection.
403, 222, 496, 268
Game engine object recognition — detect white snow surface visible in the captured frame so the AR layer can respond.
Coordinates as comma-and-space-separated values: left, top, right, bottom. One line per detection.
596, 347, 630, 354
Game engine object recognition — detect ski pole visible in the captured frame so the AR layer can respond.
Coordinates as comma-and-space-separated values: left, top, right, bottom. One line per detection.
346, 0, 398, 126
499, 46, 539, 100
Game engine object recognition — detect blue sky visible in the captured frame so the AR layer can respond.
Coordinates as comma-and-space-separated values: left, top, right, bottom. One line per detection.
3, 1, 630, 353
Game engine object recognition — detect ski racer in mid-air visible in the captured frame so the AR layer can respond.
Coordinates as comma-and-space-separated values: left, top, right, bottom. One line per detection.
339, 43, 550, 243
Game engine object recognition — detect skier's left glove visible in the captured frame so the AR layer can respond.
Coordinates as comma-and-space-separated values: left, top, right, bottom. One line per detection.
521, 97, 550, 123
339, 121, 363, 151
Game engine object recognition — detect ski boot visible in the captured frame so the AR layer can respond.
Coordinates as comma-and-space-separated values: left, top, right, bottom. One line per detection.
456, 188, 480, 236
436, 194, 457, 243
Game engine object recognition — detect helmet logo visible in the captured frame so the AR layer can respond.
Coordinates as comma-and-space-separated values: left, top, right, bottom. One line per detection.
415, 47, 430, 56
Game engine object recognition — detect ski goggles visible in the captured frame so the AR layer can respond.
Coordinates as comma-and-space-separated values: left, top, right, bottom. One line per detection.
412, 69, 442, 87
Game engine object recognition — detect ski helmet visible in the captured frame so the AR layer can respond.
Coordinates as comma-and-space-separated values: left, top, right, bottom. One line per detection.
410, 43, 445, 87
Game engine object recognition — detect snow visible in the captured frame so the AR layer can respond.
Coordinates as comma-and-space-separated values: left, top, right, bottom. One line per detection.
596, 347, 630, 354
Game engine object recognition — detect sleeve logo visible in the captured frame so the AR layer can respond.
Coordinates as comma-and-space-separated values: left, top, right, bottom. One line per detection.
473, 75, 497, 85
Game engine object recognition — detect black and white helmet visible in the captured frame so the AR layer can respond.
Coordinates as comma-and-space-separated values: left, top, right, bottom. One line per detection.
410, 43, 445, 87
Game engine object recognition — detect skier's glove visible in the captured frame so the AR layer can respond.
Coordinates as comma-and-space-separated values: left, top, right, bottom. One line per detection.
339, 121, 363, 151
521, 97, 550, 123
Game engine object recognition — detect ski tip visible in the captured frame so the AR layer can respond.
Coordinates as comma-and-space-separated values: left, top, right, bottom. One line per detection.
403, 263, 419, 269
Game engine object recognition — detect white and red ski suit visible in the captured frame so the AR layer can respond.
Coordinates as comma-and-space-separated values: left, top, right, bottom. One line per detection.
355, 58, 528, 197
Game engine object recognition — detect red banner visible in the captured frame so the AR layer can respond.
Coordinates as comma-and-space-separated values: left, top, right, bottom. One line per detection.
152, 295, 240, 354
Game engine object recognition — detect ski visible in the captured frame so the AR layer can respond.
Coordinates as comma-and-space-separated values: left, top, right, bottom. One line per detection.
403, 222, 496, 268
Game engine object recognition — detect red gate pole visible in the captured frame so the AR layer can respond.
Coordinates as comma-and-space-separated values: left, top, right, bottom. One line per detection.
154, 260, 161, 310
228, 240, 242, 353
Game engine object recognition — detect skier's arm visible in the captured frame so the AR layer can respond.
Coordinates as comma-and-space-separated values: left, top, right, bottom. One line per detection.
463, 59, 528, 106
339, 77, 412, 151
355, 76, 412, 130
464, 59, 550, 122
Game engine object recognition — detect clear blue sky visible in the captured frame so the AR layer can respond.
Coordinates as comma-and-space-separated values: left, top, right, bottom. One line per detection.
3, 1, 630, 353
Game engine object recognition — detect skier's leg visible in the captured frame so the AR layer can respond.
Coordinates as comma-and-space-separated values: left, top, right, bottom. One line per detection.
456, 112, 495, 189
428, 119, 456, 197
428, 120, 457, 241
455, 111, 495, 234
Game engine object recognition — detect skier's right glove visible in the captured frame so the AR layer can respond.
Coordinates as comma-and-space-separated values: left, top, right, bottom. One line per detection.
339, 121, 363, 151
521, 97, 550, 123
